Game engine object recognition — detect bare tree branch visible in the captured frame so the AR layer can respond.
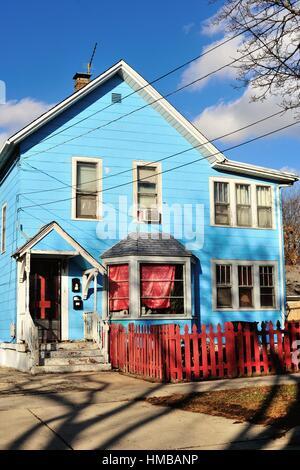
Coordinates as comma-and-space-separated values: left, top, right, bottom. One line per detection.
211, 0, 300, 113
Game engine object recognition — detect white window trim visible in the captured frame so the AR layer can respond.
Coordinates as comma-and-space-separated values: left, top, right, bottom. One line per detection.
210, 177, 276, 229
132, 160, 163, 223
71, 156, 102, 221
103, 255, 192, 320
212, 259, 279, 311
1, 203, 7, 254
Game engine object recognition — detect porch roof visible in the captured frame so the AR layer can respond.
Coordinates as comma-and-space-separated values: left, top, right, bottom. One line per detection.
101, 233, 193, 259
12, 221, 105, 273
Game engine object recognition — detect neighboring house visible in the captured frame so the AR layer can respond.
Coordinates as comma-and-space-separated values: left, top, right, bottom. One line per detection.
286, 265, 300, 320
0, 60, 298, 372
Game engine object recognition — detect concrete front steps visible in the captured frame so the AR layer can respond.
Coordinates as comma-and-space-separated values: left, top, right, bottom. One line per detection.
33, 341, 111, 374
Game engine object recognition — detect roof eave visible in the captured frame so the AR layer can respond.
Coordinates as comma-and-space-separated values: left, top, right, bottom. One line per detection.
212, 160, 299, 184
0, 60, 126, 169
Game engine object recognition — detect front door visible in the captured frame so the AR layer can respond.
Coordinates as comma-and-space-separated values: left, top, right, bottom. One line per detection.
30, 258, 61, 343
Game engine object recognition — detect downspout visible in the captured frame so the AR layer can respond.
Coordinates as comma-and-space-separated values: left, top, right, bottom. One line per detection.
277, 184, 291, 326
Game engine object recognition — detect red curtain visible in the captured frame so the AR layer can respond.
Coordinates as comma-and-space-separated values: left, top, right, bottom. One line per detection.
141, 264, 176, 309
109, 264, 129, 311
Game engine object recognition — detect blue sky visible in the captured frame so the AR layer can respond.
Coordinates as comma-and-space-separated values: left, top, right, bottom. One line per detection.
0, 0, 299, 173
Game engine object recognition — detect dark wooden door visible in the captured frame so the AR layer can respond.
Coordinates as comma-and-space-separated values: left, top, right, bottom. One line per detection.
30, 258, 61, 343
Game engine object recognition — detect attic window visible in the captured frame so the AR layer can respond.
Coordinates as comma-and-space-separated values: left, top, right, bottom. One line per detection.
111, 93, 122, 104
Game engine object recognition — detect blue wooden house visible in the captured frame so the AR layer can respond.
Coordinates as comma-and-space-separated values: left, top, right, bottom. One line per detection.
0, 60, 297, 372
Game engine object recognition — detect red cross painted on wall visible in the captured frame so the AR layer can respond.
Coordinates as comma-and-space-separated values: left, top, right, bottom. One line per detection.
36, 275, 51, 319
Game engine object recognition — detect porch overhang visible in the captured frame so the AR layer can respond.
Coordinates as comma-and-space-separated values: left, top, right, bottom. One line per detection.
12, 221, 105, 273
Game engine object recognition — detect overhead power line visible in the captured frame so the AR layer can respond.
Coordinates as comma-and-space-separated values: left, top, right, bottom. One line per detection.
20, 118, 300, 211
21, 109, 285, 195
22, 31, 287, 161
24, 2, 284, 148
21, 4, 298, 163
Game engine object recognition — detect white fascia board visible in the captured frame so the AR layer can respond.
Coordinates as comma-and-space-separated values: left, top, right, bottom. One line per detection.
121, 62, 225, 163
212, 159, 299, 184
13, 221, 105, 273
3, 61, 125, 148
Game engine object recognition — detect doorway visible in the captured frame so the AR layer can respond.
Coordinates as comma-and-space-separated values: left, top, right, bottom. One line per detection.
29, 258, 61, 343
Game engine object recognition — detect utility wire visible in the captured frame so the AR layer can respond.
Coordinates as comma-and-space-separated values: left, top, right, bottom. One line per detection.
22, 27, 285, 161
21, 6, 298, 163
22, 2, 287, 149
21, 108, 285, 195
20, 118, 300, 211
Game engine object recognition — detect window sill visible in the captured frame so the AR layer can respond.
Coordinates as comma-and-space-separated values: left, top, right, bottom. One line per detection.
213, 307, 278, 312
110, 316, 193, 320
210, 223, 275, 231
72, 217, 102, 222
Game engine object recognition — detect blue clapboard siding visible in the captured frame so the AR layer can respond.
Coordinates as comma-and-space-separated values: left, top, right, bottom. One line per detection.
0, 73, 286, 340
0, 160, 20, 341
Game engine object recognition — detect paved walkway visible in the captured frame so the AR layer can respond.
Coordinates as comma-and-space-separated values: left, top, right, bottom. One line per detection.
1, 367, 300, 450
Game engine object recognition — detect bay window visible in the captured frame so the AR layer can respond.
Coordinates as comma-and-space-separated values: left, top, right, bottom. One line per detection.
106, 257, 191, 318
108, 264, 129, 315
140, 264, 184, 315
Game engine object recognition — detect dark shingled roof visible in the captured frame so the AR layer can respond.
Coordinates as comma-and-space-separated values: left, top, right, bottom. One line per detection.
101, 233, 193, 259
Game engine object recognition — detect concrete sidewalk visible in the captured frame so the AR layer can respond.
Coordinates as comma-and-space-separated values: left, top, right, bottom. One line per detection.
1, 367, 300, 450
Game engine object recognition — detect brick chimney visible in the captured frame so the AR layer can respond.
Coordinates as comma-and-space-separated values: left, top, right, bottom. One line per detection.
73, 72, 91, 92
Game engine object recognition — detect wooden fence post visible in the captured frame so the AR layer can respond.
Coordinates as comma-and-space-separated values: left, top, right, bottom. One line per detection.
225, 322, 237, 378
201, 324, 208, 379
183, 324, 191, 382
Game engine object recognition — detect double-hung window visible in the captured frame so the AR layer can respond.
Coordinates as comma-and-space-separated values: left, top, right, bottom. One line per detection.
214, 182, 230, 225
257, 186, 272, 228
236, 184, 251, 227
133, 162, 161, 223
259, 265, 275, 307
238, 265, 253, 308
72, 158, 102, 220
216, 264, 232, 308
213, 260, 277, 310
211, 178, 274, 229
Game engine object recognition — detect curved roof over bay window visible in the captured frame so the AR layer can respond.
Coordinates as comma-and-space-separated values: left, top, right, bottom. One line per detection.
101, 233, 193, 259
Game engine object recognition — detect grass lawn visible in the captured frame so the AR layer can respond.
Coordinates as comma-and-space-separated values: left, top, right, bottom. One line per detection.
147, 384, 300, 430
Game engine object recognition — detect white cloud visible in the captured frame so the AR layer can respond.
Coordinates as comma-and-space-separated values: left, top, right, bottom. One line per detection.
201, 11, 226, 37
0, 98, 52, 147
193, 84, 299, 144
182, 22, 195, 35
179, 35, 243, 91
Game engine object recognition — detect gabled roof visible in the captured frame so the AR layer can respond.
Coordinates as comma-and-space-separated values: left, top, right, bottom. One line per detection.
12, 221, 105, 272
0, 59, 298, 184
101, 233, 193, 259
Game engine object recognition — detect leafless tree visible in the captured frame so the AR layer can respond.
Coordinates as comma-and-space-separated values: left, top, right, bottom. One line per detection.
282, 183, 300, 264
211, 1, 300, 113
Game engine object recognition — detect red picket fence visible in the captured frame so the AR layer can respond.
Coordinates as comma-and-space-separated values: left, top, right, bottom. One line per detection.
109, 321, 300, 382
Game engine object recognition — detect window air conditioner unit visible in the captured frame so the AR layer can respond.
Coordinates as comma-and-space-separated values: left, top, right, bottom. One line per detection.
139, 208, 160, 223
